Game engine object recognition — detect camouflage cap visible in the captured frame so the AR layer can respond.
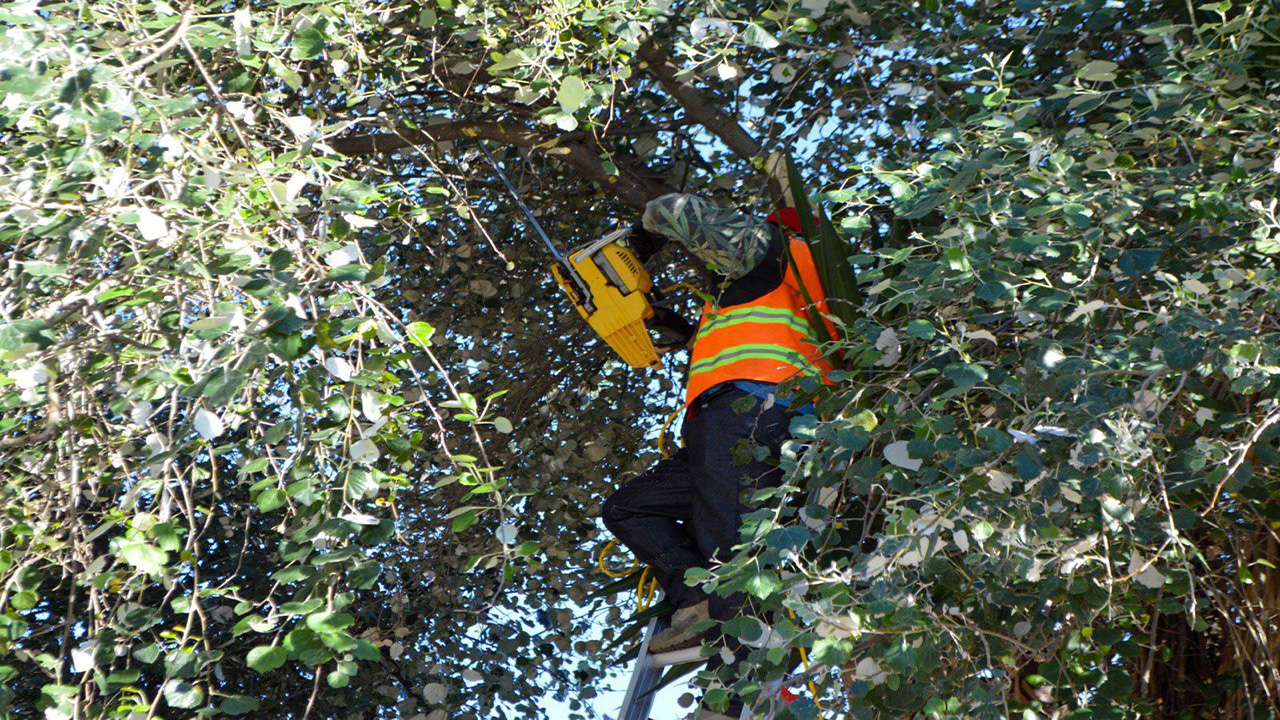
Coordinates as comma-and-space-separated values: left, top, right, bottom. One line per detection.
641, 193, 773, 280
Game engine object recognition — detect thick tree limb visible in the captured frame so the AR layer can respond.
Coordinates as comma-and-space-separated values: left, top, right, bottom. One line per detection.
560, 141, 669, 208
636, 39, 764, 164
329, 120, 669, 209
327, 121, 545, 156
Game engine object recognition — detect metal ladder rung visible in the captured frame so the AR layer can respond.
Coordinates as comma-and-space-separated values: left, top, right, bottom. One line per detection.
617, 616, 751, 720
648, 646, 703, 668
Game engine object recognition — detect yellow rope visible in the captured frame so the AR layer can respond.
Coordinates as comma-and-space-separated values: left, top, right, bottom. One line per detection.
788, 608, 825, 719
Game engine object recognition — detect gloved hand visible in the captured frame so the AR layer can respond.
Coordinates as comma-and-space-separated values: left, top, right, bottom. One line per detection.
646, 306, 696, 350
629, 221, 667, 264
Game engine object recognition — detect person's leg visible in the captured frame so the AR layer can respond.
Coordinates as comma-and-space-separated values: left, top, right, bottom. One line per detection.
601, 449, 705, 610
684, 388, 796, 714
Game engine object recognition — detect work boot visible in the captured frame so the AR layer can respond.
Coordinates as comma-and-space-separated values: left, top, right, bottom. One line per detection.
649, 600, 710, 653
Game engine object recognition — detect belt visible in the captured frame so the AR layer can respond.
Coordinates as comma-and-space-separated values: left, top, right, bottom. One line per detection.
689, 381, 740, 412
733, 380, 816, 415
689, 381, 816, 415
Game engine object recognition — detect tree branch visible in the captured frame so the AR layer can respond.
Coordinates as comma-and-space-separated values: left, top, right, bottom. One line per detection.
636, 38, 764, 164
327, 121, 546, 156
330, 120, 669, 209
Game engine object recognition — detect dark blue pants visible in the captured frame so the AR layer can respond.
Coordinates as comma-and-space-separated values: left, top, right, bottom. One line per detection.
602, 384, 795, 693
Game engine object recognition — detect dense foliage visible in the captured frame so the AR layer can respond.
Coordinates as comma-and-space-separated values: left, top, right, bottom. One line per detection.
1, 0, 1278, 718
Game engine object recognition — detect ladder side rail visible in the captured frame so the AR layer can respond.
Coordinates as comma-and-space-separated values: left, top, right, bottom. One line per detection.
618, 616, 664, 720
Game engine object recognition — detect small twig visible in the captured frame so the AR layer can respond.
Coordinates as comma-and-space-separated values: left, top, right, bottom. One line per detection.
1202, 407, 1280, 515
121, 4, 195, 74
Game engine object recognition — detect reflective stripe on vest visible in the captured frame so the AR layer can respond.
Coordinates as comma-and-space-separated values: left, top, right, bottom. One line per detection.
696, 306, 813, 338
690, 343, 820, 376
685, 238, 835, 407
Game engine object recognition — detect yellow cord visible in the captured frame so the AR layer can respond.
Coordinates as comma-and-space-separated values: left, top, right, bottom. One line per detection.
600, 394, 687, 619
597, 540, 658, 612
660, 281, 719, 313
597, 539, 638, 577
788, 608, 825, 719
657, 406, 683, 459
660, 281, 702, 297
635, 566, 657, 612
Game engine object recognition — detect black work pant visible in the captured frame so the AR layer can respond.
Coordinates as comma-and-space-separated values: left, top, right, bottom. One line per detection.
602, 384, 796, 687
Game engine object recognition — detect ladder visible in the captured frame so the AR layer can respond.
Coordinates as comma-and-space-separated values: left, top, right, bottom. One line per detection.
616, 615, 751, 720
615, 484, 834, 720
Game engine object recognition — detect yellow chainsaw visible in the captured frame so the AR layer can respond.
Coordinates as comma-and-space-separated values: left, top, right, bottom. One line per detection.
479, 144, 665, 369
549, 228, 664, 369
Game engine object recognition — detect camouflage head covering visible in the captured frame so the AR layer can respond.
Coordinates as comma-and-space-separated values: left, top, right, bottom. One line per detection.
641, 193, 772, 280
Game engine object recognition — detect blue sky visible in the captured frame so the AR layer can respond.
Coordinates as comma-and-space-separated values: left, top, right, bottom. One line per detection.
541, 665, 695, 720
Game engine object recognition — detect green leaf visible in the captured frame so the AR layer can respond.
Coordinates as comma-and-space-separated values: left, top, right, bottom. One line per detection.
722, 615, 763, 641
898, 188, 946, 219
849, 409, 878, 432
280, 598, 324, 615
284, 627, 322, 658
790, 697, 819, 720
904, 319, 937, 339
764, 526, 810, 551
247, 645, 287, 674
257, 488, 286, 513
353, 640, 382, 662
0, 319, 55, 351
270, 332, 315, 361
557, 75, 587, 112
1118, 248, 1161, 277
983, 88, 1010, 107
1137, 18, 1177, 34
944, 363, 988, 390
327, 264, 368, 283
220, 696, 261, 715
451, 510, 479, 533
1254, 234, 1280, 255
970, 521, 995, 542
744, 570, 781, 599
306, 611, 355, 634
324, 179, 377, 203
791, 17, 817, 32
327, 667, 351, 688
163, 679, 204, 709
292, 26, 325, 60
326, 660, 357, 688
345, 467, 376, 500
742, 23, 780, 48
1079, 59, 1118, 82
407, 321, 435, 348
811, 636, 851, 666
119, 542, 168, 576
14, 565, 43, 591
133, 644, 162, 664
20, 261, 66, 277
272, 566, 315, 583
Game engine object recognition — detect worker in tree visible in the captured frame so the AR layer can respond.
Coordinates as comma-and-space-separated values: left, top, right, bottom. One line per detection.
602, 194, 836, 719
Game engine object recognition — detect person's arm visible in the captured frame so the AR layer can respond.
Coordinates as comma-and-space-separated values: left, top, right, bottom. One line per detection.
640, 193, 775, 279
646, 306, 697, 351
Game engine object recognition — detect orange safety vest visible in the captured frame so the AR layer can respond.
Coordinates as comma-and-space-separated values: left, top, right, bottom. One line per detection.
685, 237, 837, 407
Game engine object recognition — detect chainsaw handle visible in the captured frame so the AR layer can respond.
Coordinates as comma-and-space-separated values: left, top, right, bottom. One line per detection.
646, 306, 695, 350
